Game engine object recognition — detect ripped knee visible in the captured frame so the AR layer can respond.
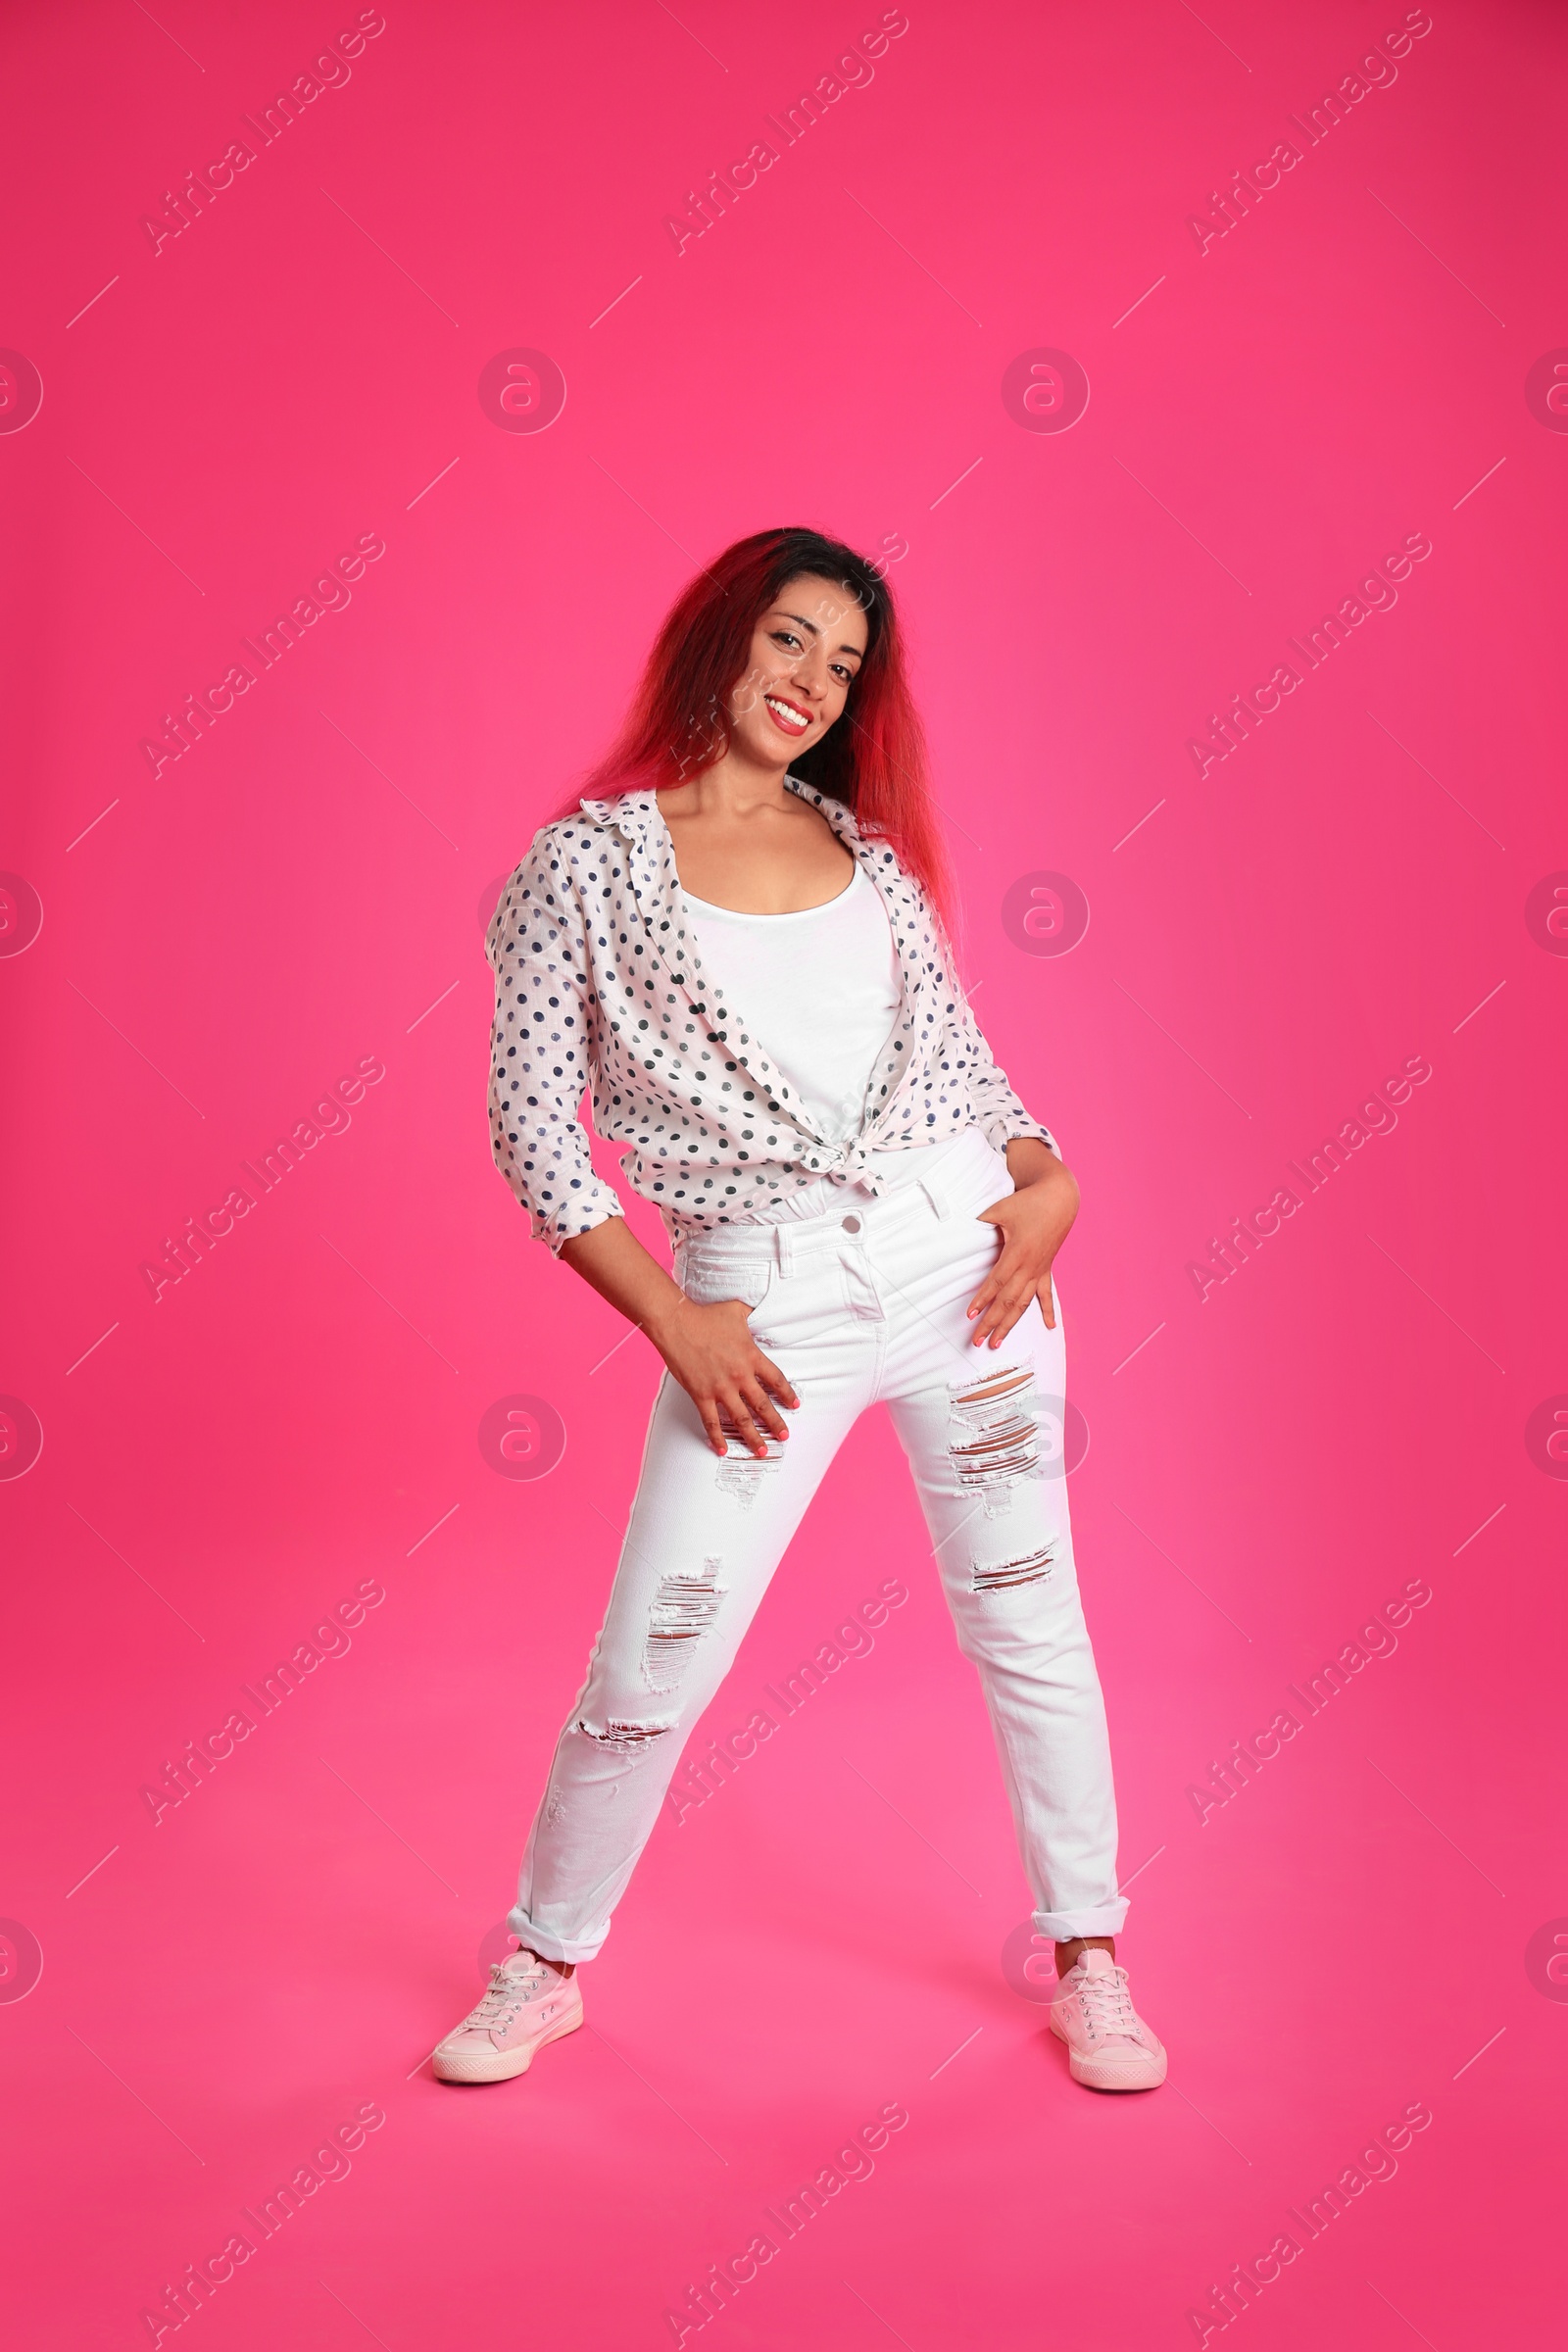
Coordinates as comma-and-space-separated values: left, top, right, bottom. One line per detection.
573, 1716, 675, 1753
969, 1540, 1057, 1593
947, 1362, 1042, 1514
643, 1557, 726, 1694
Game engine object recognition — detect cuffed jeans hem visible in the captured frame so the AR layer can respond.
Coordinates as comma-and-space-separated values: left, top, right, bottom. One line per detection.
506, 1909, 606, 1968
1035, 1898, 1129, 1940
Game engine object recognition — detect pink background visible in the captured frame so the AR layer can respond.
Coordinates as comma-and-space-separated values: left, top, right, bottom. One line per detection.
2, 1, 1564, 2344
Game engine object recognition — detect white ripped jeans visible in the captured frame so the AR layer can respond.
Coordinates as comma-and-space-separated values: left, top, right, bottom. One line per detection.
511, 1127, 1128, 1963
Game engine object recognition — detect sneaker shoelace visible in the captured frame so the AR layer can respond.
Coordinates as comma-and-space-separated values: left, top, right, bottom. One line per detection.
466, 1955, 551, 2031
1073, 1963, 1144, 2044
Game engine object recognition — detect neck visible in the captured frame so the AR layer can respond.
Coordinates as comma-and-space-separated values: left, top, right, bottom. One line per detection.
664, 749, 796, 821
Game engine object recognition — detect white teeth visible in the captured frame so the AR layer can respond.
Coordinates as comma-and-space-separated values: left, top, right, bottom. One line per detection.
765, 695, 808, 730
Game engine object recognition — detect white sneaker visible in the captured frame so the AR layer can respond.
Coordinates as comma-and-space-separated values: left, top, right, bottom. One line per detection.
432, 1947, 584, 2084
1049, 1948, 1167, 2090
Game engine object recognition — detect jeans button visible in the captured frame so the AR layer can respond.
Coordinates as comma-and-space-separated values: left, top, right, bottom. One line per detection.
841, 1213, 861, 1234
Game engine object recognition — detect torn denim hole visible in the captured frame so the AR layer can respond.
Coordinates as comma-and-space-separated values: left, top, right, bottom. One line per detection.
713, 1411, 786, 1507
642, 1556, 727, 1694
573, 1716, 675, 1754
970, 1541, 1056, 1593
947, 1363, 1042, 1517
543, 1784, 566, 1826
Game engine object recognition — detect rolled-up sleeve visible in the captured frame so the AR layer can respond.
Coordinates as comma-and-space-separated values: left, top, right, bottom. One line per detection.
484, 837, 625, 1253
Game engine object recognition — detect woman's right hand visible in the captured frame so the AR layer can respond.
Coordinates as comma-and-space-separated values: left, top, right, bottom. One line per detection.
557, 1220, 799, 1459
651, 1296, 799, 1458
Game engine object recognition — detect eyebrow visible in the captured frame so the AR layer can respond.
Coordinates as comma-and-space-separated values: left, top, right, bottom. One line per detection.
778, 609, 865, 660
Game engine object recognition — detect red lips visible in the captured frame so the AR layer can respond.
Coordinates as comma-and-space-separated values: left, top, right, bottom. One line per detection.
763, 691, 812, 733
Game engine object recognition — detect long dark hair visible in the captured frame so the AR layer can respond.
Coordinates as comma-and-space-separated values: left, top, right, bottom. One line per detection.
569, 526, 954, 924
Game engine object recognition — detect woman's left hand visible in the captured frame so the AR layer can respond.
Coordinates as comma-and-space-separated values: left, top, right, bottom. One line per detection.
967, 1141, 1081, 1348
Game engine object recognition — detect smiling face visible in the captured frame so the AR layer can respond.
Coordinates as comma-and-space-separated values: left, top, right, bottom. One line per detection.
724, 572, 871, 771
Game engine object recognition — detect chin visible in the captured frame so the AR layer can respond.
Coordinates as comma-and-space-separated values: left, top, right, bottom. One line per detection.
748, 720, 809, 765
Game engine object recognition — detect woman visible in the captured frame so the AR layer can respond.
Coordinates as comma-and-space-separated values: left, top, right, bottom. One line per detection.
435, 527, 1165, 2093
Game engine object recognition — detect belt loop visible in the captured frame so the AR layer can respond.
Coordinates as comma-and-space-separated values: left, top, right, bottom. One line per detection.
918, 1169, 953, 1220
776, 1225, 798, 1276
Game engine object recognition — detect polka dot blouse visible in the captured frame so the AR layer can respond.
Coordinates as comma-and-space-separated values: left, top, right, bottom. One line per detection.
484, 775, 1058, 1252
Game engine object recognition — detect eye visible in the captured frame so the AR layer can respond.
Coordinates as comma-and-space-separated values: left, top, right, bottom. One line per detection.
771, 629, 803, 654
832, 662, 857, 684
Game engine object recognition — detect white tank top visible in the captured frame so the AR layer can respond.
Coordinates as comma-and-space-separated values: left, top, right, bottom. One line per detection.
677, 863, 988, 1230
680, 862, 900, 1145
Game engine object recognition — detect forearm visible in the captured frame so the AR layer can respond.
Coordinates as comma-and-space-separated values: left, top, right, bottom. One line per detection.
1005, 1134, 1077, 1202
558, 1215, 688, 1347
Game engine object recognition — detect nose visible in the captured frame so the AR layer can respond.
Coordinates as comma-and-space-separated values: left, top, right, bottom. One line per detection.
786, 642, 830, 700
